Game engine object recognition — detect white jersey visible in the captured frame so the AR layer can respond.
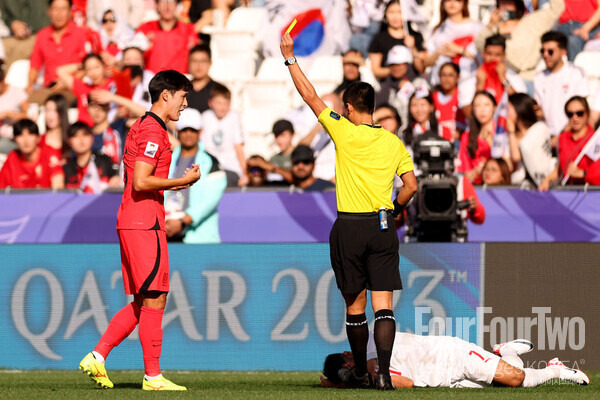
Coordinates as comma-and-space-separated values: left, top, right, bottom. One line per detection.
201, 109, 245, 176
367, 332, 500, 388
427, 19, 483, 86
534, 62, 589, 136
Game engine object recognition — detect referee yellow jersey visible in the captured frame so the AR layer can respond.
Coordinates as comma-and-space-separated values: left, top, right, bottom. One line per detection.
318, 107, 414, 213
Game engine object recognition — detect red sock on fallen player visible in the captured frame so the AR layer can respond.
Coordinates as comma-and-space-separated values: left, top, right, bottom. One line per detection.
94, 302, 141, 359
139, 306, 164, 377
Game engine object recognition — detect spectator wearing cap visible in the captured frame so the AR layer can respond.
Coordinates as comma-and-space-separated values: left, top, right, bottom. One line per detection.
290, 145, 335, 192
334, 50, 379, 95
165, 107, 227, 243
375, 45, 420, 134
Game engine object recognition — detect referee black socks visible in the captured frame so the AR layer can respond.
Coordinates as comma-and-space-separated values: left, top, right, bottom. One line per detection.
374, 309, 395, 377
346, 313, 369, 376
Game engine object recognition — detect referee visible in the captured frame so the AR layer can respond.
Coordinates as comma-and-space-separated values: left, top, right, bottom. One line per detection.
281, 35, 417, 390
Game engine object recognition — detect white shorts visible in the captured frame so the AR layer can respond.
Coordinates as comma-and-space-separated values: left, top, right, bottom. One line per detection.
456, 341, 501, 385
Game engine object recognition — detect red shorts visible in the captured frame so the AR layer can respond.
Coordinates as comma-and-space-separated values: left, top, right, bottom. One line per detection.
118, 229, 170, 295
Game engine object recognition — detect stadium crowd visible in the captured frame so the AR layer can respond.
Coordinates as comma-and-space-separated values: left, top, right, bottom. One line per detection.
1, 0, 600, 237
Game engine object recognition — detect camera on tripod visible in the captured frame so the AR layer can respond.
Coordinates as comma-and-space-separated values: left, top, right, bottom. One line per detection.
404, 136, 470, 242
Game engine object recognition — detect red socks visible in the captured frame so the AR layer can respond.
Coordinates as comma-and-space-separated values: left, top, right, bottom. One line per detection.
138, 306, 164, 377
94, 302, 141, 359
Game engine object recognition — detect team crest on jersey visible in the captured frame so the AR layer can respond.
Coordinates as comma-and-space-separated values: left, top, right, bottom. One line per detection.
144, 142, 159, 158
330, 111, 340, 120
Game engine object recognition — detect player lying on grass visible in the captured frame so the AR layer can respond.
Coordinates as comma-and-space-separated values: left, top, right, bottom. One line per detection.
321, 331, 590, 389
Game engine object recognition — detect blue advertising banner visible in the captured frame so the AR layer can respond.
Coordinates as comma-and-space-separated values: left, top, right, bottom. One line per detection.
1, 189, 599, 243
1, 243, 482, 370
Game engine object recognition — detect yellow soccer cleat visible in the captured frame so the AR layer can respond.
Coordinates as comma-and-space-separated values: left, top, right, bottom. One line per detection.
142, 375, 187, 391
79, 352, 114, 389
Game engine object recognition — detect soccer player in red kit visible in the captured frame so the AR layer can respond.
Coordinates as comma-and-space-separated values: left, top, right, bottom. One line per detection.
79, 70, 200, 391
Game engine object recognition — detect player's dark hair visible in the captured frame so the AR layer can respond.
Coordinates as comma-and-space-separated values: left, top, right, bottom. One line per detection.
541, 31, 568, 50
495, 0, 526, 20
403, 92, 438, 146
485, 34, 506, 51
564, 95, 590, 116
83, 53, 103, 67
440, 62, 460, 76
49, 0, 73, 6
468, 91, 497, 158
13, 119, 40, 137
323, 353, 346, 384
189, 44, 212, 61
343, 81, 375, 114
508, 92, 539, 131
148, 70, 193, 104
68, 121, 93, 138
209, 82, 231, 101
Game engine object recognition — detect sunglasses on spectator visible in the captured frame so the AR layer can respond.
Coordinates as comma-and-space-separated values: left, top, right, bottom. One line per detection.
102, 16, 117, 23
293, 160, 313, 166
566, 110, 586, 118
540, 48, 554, 56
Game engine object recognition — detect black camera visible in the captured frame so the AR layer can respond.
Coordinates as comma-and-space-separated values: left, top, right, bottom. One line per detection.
404, 136, 469, 242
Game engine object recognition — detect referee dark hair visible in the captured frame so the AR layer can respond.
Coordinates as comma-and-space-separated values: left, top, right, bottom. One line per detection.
281, 35, 417, 390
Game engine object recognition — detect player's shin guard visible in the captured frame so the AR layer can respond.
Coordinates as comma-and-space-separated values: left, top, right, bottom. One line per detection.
346, 313, 369, 376
522, 368, 560, 387
139, 306, 164, 377
94, 302, 141, 359
374, 309, 395, 377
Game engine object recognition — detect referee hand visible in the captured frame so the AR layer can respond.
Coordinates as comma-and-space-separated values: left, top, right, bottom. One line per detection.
280, 33, 295, 60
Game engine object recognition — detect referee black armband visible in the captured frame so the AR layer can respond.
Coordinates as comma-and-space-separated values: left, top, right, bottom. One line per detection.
392, 199, 405, 216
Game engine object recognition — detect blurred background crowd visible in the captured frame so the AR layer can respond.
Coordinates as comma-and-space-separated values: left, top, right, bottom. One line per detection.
1, 0, 600, 241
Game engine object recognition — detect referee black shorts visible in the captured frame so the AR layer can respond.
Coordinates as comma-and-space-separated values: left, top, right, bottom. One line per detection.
329, 211, 402, 294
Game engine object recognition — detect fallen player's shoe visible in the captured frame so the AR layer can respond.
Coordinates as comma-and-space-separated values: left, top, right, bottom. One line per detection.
493, 339, 534, 357
547, 358, 590, 385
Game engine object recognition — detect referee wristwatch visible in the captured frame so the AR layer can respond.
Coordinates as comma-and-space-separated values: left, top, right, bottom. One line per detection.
284, 56, 297, 66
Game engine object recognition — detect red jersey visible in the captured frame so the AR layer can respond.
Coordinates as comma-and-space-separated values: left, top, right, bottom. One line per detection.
558, 125, 595, 184
457, 131, 491, 184
73, 78, 116, 126
433, 90, 465, 142
136, 20, 198, 74
117, 112, 172, 231
0, 146, 63, 188
30, 22, 91, 87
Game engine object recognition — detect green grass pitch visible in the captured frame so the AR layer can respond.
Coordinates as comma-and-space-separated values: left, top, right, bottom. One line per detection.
1, 370, 597, 399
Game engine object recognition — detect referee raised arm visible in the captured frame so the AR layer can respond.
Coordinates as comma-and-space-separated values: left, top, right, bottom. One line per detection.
281, 35, 417, 390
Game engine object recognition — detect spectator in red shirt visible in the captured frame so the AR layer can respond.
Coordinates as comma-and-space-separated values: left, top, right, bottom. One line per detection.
540, 95, 600, 189
556, 0, 600, 61
482, 158, 511, 185
136, 0, 199, 74
0, 119, 64, 189
63, 121, 121, 193
40, 94, 71, 159
457, 91, 497, 184
28, 0, 92, 103
56, 53, 116, 127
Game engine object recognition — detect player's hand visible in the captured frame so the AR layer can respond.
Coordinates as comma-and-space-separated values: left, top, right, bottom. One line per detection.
280, 33, 295, 60
319, 375, 345, 388
183, 164, 201, 185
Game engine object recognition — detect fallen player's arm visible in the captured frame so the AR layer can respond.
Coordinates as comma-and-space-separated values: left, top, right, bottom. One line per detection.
391, 374, 414, 388
280, 33, 327, 118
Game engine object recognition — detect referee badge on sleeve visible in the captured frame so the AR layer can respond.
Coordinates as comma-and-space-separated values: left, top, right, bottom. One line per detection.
330, 111, 341, 120
144, 142, 159, 158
